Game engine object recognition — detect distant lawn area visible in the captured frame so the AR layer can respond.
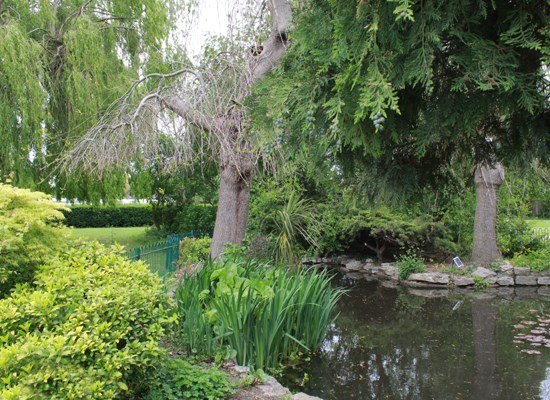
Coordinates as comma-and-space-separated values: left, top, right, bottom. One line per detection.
527, 219, 550, 229
71, 227, 161, 249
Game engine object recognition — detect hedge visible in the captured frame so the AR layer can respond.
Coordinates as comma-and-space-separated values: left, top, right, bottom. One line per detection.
0, 242, 174, 399
63, 204, 153, 228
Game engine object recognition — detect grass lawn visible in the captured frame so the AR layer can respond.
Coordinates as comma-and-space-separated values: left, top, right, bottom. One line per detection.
526, 219, 550, 229
71, 227, 162, 249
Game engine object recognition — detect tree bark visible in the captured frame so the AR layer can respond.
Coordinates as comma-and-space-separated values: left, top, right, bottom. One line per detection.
209, 0, 292, 258
471, 163, 504, 266
210, 159, 253, 258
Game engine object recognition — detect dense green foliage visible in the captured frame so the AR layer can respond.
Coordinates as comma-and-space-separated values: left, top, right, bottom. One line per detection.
178, 237, 213, 266
397, 251, 427, 280
511, 247, 550, 271
175, 251, 343, 370
0, 184, 69, 297
63, 204, 153, 228
251, 0, 549, 265
0, 0, 177, 199
143, 358, 234, 400
0, 242, 173, 399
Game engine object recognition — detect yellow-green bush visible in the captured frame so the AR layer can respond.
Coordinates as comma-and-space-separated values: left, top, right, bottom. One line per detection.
0, 242, 174, 399
0, 184, 69, 297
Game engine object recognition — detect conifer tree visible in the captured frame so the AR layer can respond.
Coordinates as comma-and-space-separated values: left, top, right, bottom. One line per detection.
257, 0, 549, 265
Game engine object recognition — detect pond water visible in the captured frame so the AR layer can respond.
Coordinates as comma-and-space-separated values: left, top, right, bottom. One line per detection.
282, 277, 550, 400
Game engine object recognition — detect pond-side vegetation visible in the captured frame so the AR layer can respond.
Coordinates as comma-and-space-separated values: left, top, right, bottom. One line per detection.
281, 277, 550, 400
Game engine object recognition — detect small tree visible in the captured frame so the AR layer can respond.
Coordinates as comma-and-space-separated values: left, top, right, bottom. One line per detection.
64, 0, 293, 258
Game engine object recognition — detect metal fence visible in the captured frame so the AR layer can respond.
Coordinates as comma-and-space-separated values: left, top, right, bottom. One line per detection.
531, 228, 550, 242
125, 231, 195, 278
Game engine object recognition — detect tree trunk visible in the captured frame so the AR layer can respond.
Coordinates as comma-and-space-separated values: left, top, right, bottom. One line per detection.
471, 163, 504, 266
210, 161, 253, 259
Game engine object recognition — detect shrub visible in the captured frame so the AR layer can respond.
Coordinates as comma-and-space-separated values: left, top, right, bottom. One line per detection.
497, 216, 544, 258
397, 251, 426, 280
143, 358, 234, 400
174, 252, 343, 370
62, 204, 153, 227
175, 203, 216, 235
0, 242, 174, 399
0, 184, 69, 297
511, 247, 550, 271
178, 237, 212, 265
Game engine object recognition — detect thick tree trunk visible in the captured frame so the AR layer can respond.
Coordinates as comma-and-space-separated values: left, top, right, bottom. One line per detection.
471, 163, 504, 266
210, 161, 253, 259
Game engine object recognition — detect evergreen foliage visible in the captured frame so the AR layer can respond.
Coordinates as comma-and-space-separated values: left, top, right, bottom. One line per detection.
253, 0, 549, 200
63, 204, 153, 228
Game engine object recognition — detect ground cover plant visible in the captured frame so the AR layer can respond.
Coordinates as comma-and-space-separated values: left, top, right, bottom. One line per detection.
0, 242, 174, 399
175, 249, 343, 371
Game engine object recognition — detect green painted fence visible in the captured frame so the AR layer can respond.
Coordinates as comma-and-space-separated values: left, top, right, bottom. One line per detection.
125, 232, 195, 278
532, 228, 550, 242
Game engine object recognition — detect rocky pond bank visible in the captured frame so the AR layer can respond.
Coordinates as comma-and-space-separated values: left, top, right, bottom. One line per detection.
303, 256, 550, 292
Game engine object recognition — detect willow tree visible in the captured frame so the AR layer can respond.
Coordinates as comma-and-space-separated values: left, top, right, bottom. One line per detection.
65, 0, 292, 257
0, 0, 176, 201
256, 0, 549, 265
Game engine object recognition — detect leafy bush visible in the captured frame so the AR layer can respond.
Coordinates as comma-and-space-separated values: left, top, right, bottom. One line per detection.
178, 237, 212, 265
175, 204, 216, 235
0, 184, 69, 297
0, 242, 174, 399
397, 251, 426, 280
175, 252, 343, 370
144, 358, 234, 400
317, 203, 454, 260
497, 216, 544, 258
511, 247, 550, 271
62, 204, 153, 227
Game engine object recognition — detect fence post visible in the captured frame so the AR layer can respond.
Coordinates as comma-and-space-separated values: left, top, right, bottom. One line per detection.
135, 247, 141, 260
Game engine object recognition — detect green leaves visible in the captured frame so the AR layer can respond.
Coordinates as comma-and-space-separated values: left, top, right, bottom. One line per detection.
0, 241, 172, 399
175, 253, 343, 371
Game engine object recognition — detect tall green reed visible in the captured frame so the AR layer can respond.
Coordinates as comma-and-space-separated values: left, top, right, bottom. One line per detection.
174, 253, 343, 371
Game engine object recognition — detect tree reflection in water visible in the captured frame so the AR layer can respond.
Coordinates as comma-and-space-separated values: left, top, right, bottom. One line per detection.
281, 279, 550, 400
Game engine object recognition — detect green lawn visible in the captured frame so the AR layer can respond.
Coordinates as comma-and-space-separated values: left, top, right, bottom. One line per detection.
526, 219, 550, 229
71, 227, 161, 249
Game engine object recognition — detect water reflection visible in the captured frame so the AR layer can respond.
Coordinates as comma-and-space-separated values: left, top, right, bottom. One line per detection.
282, 279, 550, 400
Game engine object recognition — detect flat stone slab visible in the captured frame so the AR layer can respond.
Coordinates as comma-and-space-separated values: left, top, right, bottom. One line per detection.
514, 267, 531, 276
345, 260, 364, 271
496, 275, 514, 286
452, 276, 475, 286
408, 272, 450, 284
515, 275, 538, 286
377, 264, 398, 279
499, 265, 515, 276
538, 277, 550, 285
472, 267, 496, 279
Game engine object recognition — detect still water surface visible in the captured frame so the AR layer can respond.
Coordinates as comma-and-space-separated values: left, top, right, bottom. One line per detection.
283, 277, 550, 400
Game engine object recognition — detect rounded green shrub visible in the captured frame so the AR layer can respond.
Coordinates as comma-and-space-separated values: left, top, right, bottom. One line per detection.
178, 237, 212, 265
0, 242, 174, 399
0, 184, 69, 297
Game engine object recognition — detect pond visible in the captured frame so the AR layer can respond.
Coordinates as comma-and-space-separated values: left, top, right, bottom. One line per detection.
282, 276, 550, 400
